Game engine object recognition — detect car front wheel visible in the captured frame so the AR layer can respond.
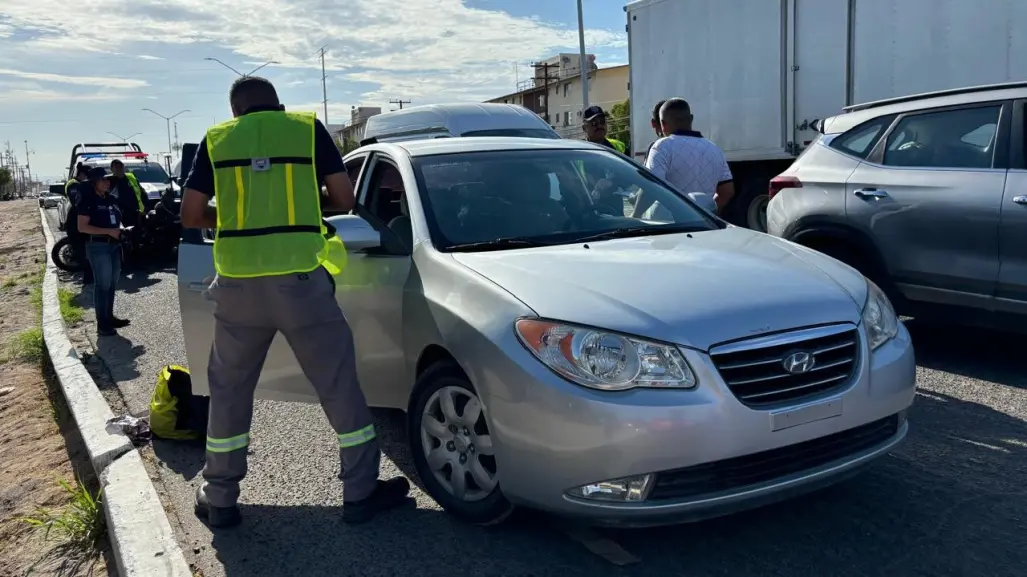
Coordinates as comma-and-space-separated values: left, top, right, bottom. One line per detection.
408, 361, 513, 525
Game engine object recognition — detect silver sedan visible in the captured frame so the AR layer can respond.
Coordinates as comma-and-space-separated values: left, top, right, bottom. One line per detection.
177, 138, 915, 527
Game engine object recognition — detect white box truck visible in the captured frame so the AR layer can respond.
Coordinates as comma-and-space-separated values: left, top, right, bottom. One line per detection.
626, 0, 1027, 231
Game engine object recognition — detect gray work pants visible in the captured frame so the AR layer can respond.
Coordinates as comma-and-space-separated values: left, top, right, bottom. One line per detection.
201, 267, 381, 507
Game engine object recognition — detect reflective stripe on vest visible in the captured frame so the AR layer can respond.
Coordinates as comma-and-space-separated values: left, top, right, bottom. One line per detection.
125, 172, 146, 212
207, 111, 330, 278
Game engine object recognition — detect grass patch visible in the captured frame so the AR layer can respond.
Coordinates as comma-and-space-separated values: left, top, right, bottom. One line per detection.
29, 285, 43, 313
1, 327, 44, 364
1, 276, 16, 288
57, 287, 84, 325
20, 477, 106, 556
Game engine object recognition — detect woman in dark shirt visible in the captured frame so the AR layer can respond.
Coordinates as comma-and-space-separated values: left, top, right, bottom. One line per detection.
76, 167, 130, 336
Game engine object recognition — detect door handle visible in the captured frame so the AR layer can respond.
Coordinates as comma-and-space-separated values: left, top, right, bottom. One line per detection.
854, 188, 888, 199
1013, 195, 1027, 205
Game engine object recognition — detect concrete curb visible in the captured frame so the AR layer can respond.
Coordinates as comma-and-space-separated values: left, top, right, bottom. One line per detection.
39, 209, 192, 577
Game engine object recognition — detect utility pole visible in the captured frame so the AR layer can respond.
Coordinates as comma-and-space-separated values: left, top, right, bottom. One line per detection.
173, 121, 181, 157
318, 46, 329, 124
576, 0, 590, 111
389, 99, 411, 110
24, 140, 32, 186
532, 62, 559, 125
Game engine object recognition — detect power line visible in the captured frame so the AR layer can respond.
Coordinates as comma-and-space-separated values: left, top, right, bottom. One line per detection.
389, 99, 411, 110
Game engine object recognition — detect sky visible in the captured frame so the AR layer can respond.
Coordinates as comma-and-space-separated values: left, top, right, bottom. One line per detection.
0, 0, 630, 182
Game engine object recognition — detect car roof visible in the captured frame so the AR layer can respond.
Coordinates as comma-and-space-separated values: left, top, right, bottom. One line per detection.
826, 82, 1027, 135
362, 103, 557, 141
355, 137, 609, 158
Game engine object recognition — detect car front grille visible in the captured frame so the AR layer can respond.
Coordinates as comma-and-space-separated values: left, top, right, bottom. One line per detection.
710, 325, 859, 407
647, 414, 900, 501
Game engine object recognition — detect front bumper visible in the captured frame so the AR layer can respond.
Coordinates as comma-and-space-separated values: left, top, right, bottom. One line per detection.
483, 322, 915, 527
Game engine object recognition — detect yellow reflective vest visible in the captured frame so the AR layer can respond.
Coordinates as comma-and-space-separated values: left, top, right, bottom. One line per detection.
206, 110, 347, 278
124, 172, 146, 213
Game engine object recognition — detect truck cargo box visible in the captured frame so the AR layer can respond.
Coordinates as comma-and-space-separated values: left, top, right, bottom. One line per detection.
627, 0, 1027, 162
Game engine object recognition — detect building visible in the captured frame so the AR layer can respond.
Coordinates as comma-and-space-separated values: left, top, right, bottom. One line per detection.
332, 106, 383, 146
488, 55, 629, 139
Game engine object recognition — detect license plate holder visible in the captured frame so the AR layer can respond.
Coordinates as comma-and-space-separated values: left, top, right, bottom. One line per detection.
770, 399, 842, 432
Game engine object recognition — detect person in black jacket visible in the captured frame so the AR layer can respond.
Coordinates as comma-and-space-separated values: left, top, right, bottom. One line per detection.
66, 164, 94, 284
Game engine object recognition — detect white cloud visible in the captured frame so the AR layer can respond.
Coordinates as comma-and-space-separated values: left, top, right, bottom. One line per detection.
0, 86, 129, 102
0, 0, 625, 106
137, 54, 164, 60
0, 68, 148, 89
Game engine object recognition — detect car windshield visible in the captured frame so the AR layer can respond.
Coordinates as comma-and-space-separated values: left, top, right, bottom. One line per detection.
126, 163, 170, 184
461, 128, 559, 139
412, 149, 721, 252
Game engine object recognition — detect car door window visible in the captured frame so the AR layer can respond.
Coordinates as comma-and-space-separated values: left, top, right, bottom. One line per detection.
883, 105, 1001, 169
362, 158, 405, 226
830, 116, 894, 159
324, 155, 367, 217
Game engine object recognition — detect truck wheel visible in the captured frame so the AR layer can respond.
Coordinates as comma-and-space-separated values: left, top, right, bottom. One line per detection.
408, 360, 514, 526
728, 178, 770, 232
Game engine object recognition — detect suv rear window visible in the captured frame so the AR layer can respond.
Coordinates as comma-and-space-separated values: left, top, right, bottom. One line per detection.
829, 115, 895, 159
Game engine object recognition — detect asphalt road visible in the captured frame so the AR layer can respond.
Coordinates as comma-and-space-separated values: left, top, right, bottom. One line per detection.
45, 209, 1027, 577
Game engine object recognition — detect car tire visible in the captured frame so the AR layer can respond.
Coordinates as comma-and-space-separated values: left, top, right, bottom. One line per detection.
408, 361, 514, 526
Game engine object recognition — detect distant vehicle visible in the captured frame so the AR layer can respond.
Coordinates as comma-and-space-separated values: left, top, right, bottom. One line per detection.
38, 190, 61, 209
626, 0, 1027, 231
178, 136, 914, 527
361, 103, 560, 145
767, 81, 1027, 332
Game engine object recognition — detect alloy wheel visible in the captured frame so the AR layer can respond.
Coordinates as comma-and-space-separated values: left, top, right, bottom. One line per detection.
419, 385, 497, 502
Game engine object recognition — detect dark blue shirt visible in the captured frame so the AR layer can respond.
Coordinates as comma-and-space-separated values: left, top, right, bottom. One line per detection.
77, 188, 122, 231
184, 109, 345, 200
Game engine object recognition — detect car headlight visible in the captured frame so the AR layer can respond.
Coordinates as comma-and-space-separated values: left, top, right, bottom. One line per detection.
862, 280, 898, 350
515, 319, 697, 391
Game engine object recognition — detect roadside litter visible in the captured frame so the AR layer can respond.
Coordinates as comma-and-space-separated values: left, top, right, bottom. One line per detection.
106, 414, 151, 445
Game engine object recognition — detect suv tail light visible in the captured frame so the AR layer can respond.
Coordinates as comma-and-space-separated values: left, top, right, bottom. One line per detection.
769, 175, 802, 199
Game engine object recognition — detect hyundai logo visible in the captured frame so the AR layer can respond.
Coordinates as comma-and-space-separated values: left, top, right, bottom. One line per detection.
782, 351, 816, 374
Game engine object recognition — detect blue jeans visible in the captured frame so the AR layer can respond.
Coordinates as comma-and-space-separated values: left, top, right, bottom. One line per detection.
85, 242, 121, 331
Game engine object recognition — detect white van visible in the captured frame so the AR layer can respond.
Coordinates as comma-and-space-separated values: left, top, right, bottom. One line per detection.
360, 103, 560, 144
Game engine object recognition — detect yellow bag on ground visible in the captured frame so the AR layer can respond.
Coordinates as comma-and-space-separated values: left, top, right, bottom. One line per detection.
149, 365, 206, 441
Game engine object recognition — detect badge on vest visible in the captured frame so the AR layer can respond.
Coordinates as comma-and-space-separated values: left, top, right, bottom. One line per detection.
252, 158, 271, 172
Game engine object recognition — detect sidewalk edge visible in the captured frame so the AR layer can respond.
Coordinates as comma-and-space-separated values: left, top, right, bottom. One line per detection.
39, 208, 192, 577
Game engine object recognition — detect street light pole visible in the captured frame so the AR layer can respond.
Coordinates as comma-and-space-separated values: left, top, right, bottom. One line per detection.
576, 0, 590, 112
204, 57, 280, 77
142, 109, 190, 160
106, 131, 141, 143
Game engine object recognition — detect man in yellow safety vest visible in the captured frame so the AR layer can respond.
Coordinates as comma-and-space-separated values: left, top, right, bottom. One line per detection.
179, 76, 410, 528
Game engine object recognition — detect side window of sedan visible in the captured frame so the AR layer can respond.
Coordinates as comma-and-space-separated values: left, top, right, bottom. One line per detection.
324, 155, 367, 216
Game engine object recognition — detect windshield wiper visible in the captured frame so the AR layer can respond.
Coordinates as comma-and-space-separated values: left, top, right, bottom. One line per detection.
573, 224, 709, 243
446, 237, 555, 252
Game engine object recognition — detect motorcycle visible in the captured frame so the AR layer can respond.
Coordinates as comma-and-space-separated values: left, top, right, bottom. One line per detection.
123, 189, 181, 266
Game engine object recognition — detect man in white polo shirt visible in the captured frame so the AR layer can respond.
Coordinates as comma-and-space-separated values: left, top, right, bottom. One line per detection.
632, 98, 734, 217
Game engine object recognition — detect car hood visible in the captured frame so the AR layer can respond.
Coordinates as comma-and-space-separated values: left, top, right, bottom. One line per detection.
451, 227, 868, 351
139, 182, 172, 199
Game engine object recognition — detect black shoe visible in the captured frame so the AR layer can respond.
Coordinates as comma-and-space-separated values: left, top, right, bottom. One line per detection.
194, 485, 242, 528
342, 477, 412, 524
97, 327, 118, 337
112, 317, 130, 328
